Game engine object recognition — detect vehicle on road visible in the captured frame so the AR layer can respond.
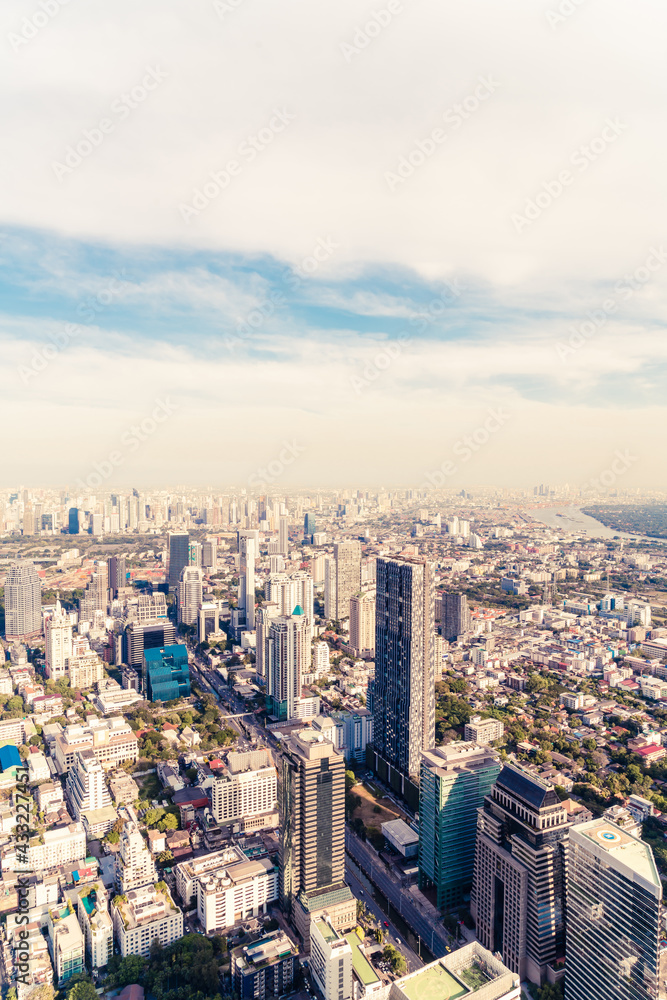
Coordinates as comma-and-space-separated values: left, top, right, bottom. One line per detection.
383, 921, 389, 927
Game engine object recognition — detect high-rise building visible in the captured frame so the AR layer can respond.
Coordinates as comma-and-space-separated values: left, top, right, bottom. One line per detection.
66, 749, 115, 836
279, 516, 289, 556
325, 542, 361, 621
122, 619, 178, 668
441, 593, 471, 641
168, 532, 190, 591
304, 513, 316, 539
108, 555, 126, 597
256, 603, 280, 681
4, 560, 42, 640
349, 592, 375, 657
202, 540, 217, 569
278, 729, 354, 948
266, 572, 314, 642
178, 565, 203, 626
76, 882, 113, 970
211, 750, 278, 828
419, 743, 501, 909
471, 765, 571, 984
371, 556, 435, 784
310, 914, 353, 1000
68, 507, 80, 534
566, 819, 663, 1000
238, 529, 259, 630
189, 540, 202, 567
45, 602, 73, 680
79, 560, 109, 620
115, 807, 158, 893
266, 611, 308, 721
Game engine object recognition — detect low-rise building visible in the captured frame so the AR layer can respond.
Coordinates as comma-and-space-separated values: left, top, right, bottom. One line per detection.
54, 717, 139, 773
389, 943, 520, 1000
464, 716, 505, 745
2, 822, 87, 874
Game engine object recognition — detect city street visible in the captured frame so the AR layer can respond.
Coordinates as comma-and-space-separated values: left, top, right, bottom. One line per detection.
345, 856, 423, 974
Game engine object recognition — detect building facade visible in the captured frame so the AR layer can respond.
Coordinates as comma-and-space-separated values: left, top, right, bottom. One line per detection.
4, 560, 42, 640
211, 750, 278, 826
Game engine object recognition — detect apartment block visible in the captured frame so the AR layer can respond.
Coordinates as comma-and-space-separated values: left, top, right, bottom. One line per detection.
464, 716, 505, 745
54, 717, 139, 773
211, 750, 278, 828
233, 930, 299, 1000
76, 882, 113, 970
47, 902, 85, 985
310, 914, 353, 1000
112, 884, 183, 957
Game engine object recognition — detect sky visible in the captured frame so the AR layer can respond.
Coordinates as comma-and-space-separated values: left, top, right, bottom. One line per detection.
1, 0, 666, 490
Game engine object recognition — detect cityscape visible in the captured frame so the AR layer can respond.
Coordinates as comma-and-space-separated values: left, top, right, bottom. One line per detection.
4, 3, 667, 1000
2, 489, 667, 1000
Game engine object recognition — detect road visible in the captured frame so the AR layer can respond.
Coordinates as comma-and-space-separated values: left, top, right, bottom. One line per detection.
345, 856, 422, 974
346, 830, 451, 959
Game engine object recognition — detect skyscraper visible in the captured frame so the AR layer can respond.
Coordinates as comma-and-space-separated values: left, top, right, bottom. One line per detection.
325, 542, 361, 621
256, 603, 281, 680
279, 516, 289, 556
371, 556, 435, 785
238, 529, 259, 630
348, 592, 375, 657
266, 571, 314, 642
419, 742, 501, 909
471, 765, 571, 984
45, 603, 73, 680
108, 555, 126, 598
441, 593, 471, 641
4, 560, 42, 640
68, 507, 80, 534
304, 512, 316, 539
266, 611, 308, 721
168, 532, 190, 591
202, 540, 217, 569
566, 819, 662, 1000
278, 729, 354, 948
178, 566, 203, 627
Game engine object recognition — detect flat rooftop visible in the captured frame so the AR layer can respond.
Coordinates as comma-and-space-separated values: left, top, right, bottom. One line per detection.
576, 819, 661, 890
398, 962, 469, 1000
344, 932, 379, 987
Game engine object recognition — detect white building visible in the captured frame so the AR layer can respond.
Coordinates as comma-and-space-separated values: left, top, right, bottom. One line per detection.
45, 603, 73, 680
313, 642, 330, 674
112, 884, 183, 957
68, 651, 104, 690
464, 716, 505, 745
178, 566, 203, 627
266, 611, 309, 721
2, 822, 87, 874
310, 914, 353, 1000
197, 855, 278, 934
115, 808, 158, 893
27, 752, 51, 783
211, 750, 278, 828
47, 903, 85, 985
266, 571, 315, 642
66, 749, 116, 836
77, 882, 114, 970
4, 560, 42, 641
349, 592, 375, 657
54, 717, 139, 773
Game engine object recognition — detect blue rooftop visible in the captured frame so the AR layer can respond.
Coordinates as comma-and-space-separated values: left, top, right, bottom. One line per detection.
0, 746, 22, 771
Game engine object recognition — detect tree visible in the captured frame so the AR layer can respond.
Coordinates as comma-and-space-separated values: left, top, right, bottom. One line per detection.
158, 812, 178, 832
105, 830, 120, 845
67, 981, 98, 1000
158, 849, 174, 863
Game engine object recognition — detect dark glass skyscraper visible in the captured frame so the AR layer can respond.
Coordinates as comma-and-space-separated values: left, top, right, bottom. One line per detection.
441, 592, 471, 641
304, 513, 316, 538
68, 507, 79, 534
108, 555, 126, 597
168, 532, 189, 591
372, 556, 434, 783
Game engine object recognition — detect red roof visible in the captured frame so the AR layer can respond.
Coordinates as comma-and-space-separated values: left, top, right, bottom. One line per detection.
634, 744, 665, 758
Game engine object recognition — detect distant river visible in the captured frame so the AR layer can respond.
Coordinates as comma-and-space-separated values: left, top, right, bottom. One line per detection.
525, 505, 645, 541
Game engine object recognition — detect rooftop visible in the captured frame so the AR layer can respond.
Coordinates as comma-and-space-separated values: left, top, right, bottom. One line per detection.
574, 818, 661, 892
344, 932, 379, 987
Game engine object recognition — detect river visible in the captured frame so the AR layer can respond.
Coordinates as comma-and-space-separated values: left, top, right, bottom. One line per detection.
525, 505, 646, 541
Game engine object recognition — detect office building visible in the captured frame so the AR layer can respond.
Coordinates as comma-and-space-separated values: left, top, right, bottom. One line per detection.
177, 565, 203, 626
324, 541, 361, 621
279, 730, 354, 948
349, 592, 375, 657
310, 915, 353, 1000
68, 507, 80, 534
202, 540, 217, 569
108, 555, 126, 597
371, 556, 435, 785
211, 750, 278, 828
4, 560, 42, 640
327, 710, 373, 763
266, 611, 308, 721
441, 593, 471, 641
304, 513, 316, 539
198, 601, 223, 643
47, 903, 85, 985
471, 765, 571, 984
45, 603, 73, 680
122, 617, 178, 669
143, 644, 190, 702
168, 532, 190, 591
238, 529, 259, 630
175, 845, 260, 907
68, 651, 105, 690
115, 807, 158, 893
464, 716, 505, 745
189, 540, 202, 567
76, 882, 114, 970
112, 884, 183, 957
566, 819, 662, 1000
419, 742, 501, 908
233, 930, 299, 1000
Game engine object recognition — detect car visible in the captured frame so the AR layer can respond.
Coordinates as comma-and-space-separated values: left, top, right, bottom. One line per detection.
396, 938, 401, 945
383, 921, 389, 927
